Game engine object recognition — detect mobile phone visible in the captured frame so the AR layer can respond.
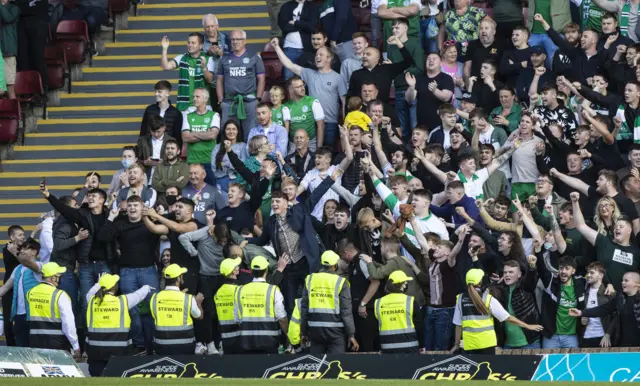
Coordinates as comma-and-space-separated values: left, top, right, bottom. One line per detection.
151, 158, 160, 162
40, 176, 46, 185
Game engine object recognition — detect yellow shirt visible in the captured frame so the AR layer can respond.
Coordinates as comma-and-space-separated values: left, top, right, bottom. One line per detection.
344, 110, 372, 131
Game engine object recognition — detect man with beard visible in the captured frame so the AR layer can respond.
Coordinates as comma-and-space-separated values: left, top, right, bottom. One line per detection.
98, 196, 160, 354
406, 53, 454, 130
160, 34, 215, 112
297, 30, 341, 73
496, 258, 541, 349
551, 168, 640, 230
152, 139, 190, 195
347, 37, 414, 104
534, 251, 584, 349
463, 18, 504, 82
570, 271, 640, 347
570, 192, 640, 292
535, 14, 603, 84
284, 129, 314, 180
181, 164, 227, 225
516, 46, 556, 103
247, 103, 288, 156
532, 83, 577, 139
140, 81, 183, 145
114, 163, 157, 210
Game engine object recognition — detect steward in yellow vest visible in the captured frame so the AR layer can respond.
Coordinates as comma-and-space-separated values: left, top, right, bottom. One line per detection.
288, 298, 302, 350
214, 257, 241, 354
27, 262, 79, 356
374, 270, 423, 353
451, 269, 543, 354
86, 274, 151, 377
300, 251, 359, 354
234, 256, 289, 354
151, 264, 204, 355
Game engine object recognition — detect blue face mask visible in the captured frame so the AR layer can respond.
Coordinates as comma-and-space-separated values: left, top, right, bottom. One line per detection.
122, 159, 134, 169
543, 242, 553, 250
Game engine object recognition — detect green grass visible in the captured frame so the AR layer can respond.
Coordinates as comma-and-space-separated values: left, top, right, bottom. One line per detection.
0, 380, 624, 385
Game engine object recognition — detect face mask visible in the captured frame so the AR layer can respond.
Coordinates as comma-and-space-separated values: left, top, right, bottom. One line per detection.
166, 195, 178, 206
543, 242, 553, 250
122, 159, 134, 169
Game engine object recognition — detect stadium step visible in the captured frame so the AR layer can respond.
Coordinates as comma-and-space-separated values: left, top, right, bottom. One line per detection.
0, 0, 271, 274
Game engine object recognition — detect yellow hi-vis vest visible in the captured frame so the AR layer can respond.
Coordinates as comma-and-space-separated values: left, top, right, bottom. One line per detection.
374, 292, 419, 353
457, 292, 497, 350
86, 293, 131, 360
151, 289, 195, 355
305, 272, 346, 329
236, 281, 280, 352
288, 298, 302, 345
214, 283, 239, 341
27, 283, 69, 350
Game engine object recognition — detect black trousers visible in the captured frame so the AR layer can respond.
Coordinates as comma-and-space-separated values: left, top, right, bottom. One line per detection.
352, 305, 379, 352
17, 16, 48, 87
193, 274, 223, 345
1, 291, 15, 346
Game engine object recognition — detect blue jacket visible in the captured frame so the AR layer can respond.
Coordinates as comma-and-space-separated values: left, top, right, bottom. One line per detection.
249, 178, 333, 273
430, 194, 482, 228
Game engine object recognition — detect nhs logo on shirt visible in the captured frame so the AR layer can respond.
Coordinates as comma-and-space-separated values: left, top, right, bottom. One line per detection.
230, 67, 247, 77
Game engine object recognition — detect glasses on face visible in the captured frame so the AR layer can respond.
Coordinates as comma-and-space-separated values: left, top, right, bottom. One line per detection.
599, 202, 612, 209
537, 179, 551, 185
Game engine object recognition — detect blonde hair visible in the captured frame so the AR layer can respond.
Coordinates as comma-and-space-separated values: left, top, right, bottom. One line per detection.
357, 207, 375, 226
594, 197, 621, 235
247, 135, 268, 156
468, 285, 489, 316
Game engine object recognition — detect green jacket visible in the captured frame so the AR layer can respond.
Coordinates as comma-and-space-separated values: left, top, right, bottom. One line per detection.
366, 256, 426, 307
0, 3, 19, 57
151, 159, 190, 193
489, 103, 522, 133
526, 0, 571, 32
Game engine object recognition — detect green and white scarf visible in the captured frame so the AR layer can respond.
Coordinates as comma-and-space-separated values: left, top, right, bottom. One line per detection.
621, 1, 630, 36
177, 53, 209, 112
615, 104, 640, 142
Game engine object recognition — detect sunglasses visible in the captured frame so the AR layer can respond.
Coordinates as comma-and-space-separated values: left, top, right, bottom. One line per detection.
443, 40, 456, 47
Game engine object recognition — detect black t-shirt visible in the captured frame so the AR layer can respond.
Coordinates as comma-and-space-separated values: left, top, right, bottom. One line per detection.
167, 215, 203, 270
216, 202, 255, 234
415, 72, 454, 130
464, 39, 505, 79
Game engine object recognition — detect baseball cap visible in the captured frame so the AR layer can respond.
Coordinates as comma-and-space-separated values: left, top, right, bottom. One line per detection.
321, 251, 340, 266
466, 268, 485, 286
251, 256, 269, 270
41, 262, 66, 278
389, 270, 413, 284
458, 92, 476, 104
220, 257, 242, 276
164, 264, 188, 279
530, 45, 546, 55
99, 274, 120, 289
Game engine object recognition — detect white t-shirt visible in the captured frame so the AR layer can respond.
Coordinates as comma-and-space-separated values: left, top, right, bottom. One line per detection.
478, 125, 510, 179
404, 212, 449, 246
584, 287, 606, 339
455, 167, 489, 200
283, 2, 304, 49
453, 293, 510, 326
301, 165, 341, 221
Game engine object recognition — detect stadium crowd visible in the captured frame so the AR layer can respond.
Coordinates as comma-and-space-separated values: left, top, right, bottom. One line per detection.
4, 0, 640, 377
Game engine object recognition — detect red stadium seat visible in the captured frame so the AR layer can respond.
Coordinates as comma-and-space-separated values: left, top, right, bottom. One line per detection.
55, 20, 91, 66
15, 71, 47, 128
0, 99, 21, 144
109, 0, 130, 42
261, 51, 284, 89
45, 45, 72, 93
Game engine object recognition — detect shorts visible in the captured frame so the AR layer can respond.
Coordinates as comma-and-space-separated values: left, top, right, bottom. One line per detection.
4, 56, 16, 85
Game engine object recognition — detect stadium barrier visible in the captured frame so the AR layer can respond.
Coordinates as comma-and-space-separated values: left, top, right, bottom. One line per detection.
0, 346, 84, 378
102, 350, 640, 381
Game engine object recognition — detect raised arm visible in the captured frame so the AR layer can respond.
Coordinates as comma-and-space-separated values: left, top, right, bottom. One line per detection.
550, 168, 590, 196
337, 125, 354, 171
270, 37, 302, 77
512, 195, 542, 241
414, 146, 448, 183
142, 214, 170, 235
582, 110, 614, 145
371, 124, 390, 167
570, 192, 598, 245
160, 37, 177, 70
486, 140, 518, 175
